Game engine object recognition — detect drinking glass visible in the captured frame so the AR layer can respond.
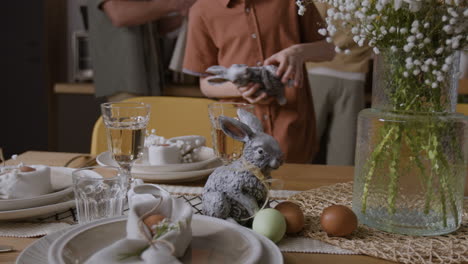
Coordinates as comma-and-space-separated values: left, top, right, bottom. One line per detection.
208, 102, 254, 164
101, 102, 151, 183
72, 166, 127, 224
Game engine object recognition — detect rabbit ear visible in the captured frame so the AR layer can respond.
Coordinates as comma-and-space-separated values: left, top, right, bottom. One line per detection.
206, 65, 227, 75
237, 108, 264, 133
218, 116, 254, 142
207, 76, 229, 85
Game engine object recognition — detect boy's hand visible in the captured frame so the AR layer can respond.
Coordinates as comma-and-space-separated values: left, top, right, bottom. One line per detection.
264, 45, 304, 88
238, 83, 275, 105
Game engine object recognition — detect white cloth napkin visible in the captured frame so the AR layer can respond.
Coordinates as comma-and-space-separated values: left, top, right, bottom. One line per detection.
86, 186, 193, 264
0, 165, 52, 199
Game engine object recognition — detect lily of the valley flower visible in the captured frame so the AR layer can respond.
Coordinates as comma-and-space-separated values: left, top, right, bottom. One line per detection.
394, 0, 423, 12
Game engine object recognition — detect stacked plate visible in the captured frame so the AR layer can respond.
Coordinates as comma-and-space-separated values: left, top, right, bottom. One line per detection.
96, 147, 222, 183
0, 167, 75, 221
18, 215, 283, 264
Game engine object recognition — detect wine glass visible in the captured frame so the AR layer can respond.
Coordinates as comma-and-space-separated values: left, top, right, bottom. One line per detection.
208, 102, 254, 164
100, 102, 151, 184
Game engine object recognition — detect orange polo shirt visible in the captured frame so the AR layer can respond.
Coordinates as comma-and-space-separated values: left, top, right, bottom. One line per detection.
183, 0, 325, 163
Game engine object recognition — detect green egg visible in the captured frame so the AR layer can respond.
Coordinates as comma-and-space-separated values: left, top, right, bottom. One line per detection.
252, 208, 286, 243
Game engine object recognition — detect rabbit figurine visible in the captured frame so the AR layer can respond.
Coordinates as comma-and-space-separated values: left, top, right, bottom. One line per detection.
202, 108, 284, 223
206, 64, 288, 105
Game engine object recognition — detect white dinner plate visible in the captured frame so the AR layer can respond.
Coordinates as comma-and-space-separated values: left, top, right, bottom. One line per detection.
97, 151, 222, 183
47, 215, 282, 264
97, 147, 220, 173
18, 217, 283, 264
0, 167, 74, 211
0, 199, 75, 221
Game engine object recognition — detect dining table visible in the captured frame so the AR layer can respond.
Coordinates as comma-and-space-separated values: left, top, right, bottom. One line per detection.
0, 151, 401, 264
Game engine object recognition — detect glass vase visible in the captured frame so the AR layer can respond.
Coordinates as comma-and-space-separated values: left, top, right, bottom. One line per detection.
352, 50, 468, 235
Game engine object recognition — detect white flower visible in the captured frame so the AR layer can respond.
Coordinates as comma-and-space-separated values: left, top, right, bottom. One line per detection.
442, 16, 448, 22
464, 9, 468, 17
436, 47, 444, 54
424, 38, 431, 44
423, 23, 430, 28
445, 56, 453, 64
389, 26, 396, 33
400, 28, 408, 34
403, 71, 409, 77
335, 46, 342, 53
413, 69, 421, 75
425, 79, 430, 84
416, 33, 423, 39
373, 47, 380, 54
413, 60, 421, 65
318, 28, 328, 36
358, 39, 365, 47
443, 25, 453, 34
431, 83, 438, 88
394, 0, 403, 10
403, 45, 412, 52
442, 64, 449, 72
353, 35, 361, 43
391, 46, 398, 52
298, 6, 306, 16
421, 65, 429, 72
407, 35, 416, 42
344, 49, 351, 55
437, 76, 444, 82
351, 27, 359, 34
326, 37, 333, 43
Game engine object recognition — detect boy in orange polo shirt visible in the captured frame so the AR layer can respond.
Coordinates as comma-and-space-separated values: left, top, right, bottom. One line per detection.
183, 0, 334, 163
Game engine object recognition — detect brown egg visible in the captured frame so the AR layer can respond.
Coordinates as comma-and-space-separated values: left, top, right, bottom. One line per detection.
320, 205, 357, 237
19, 166, 36, 172
275, 201, 305, 234
143, 214, 166, 231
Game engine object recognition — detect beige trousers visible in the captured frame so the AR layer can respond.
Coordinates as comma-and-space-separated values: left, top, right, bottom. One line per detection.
308, 74, 365, 165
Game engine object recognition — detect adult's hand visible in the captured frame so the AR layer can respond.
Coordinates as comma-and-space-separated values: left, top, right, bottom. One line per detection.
238, 83, 275, 105
264, 45, 304, 88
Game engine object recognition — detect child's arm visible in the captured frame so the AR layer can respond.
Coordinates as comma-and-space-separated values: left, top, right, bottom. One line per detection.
264, 40, 335, 88
199, 78, 275, 104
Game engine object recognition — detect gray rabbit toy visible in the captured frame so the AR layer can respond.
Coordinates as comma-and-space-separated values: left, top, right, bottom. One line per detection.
206, 64, 288, 105
202, 108, 284, 223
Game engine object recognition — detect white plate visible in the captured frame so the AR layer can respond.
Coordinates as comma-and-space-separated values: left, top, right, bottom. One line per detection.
0, 199, 75, 221
0, 167, 74, 211
97, 151, 222, 183
134, 165, 219, 183
97, 147, 220, 173
47, 215, 282, 264
19, 217, 283, 264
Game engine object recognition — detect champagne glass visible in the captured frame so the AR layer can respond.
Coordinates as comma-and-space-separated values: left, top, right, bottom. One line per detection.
101, 102, 151, 184
208, 102, 254, 164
